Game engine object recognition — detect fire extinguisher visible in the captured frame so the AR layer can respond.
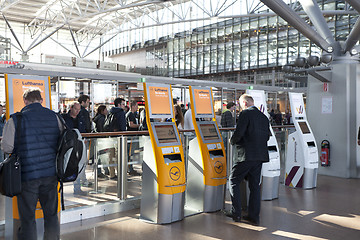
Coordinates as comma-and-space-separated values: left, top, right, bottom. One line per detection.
320, 140, 330, 166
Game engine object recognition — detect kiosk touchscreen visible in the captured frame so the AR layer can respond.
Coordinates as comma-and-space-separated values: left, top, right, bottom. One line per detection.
185, 86, 227, 214
141, 83, 186, 224
247, 89, 281, 200
285, 93, 318, 189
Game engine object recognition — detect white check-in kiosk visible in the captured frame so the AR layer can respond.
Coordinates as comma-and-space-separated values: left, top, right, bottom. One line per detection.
185, 86, 227, 214
285, 92, 318, 189
247, 90, 280, 200
141, 83, 186, 224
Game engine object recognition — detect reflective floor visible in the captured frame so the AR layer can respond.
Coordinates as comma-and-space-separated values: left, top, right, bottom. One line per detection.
1, 175, 360, 240
58, 175, 360, 240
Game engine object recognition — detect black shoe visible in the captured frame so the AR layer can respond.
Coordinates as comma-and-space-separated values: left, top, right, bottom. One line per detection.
128, 170, 141, 176
98, 173, 109, 179
74, 189, 87, 196
81, 181, 93, 187
242, 215, 259, 226
110, 175, 118, 180
223, 210, 241, 222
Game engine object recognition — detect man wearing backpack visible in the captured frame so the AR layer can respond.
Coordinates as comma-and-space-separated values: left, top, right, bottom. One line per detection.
61, 102, 90, 195
1, 88, 63, 240
106, 98, 127, 179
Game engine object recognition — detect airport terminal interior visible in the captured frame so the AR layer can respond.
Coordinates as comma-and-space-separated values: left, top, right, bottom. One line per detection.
1, 0, 360, 239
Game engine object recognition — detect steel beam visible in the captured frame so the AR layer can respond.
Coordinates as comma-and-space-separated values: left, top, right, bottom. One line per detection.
299, 0, 335, 44
260, 0, 332, 52
344, 0, 360, 13
344, 17, 360, 53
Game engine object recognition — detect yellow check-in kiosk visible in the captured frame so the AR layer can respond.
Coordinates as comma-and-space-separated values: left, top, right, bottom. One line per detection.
185, 86, 227, 214
140, 83, 186, 224
4, 74, 61, 239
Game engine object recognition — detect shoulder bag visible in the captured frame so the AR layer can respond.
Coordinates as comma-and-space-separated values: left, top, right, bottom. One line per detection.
0, 113, 23, 197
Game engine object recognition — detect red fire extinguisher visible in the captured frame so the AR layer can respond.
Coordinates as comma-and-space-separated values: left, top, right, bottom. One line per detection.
320, 140, 330, 166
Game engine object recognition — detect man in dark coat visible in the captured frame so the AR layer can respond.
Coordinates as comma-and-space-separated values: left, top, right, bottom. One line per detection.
225, 94, 270, 225
107, 98, 127, 179
78, 95, 91, 133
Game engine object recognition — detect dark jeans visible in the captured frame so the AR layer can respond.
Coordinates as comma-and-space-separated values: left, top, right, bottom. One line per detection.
229, 161, 262, 221
17, 176, 60, 240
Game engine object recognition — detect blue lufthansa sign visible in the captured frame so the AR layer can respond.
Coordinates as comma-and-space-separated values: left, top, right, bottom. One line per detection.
169, 166, 181, 181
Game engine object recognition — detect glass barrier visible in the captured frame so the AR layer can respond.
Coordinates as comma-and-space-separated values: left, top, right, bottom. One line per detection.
0, 125, 294, 225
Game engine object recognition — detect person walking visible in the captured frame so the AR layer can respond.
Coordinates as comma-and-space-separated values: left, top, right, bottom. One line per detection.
225, 94, 270, 225
1, 88, 63, 240
126, 101, 141, 176
107, 98, 127, 180
93, 105, 110, 179
77, 95, 91, 133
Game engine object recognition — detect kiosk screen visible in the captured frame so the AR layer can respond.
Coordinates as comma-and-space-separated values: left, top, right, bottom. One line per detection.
154, 125, 179, 144
298, 121, 311, 134
200, 123, 220, 142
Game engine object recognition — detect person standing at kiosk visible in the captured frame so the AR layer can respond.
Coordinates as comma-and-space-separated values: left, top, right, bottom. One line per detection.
226, 94, 270, 225
1, 88, 62, 240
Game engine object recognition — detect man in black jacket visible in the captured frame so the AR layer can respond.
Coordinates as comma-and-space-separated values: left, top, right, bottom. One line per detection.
107, 98, 127, 179
78, 95, 91, 133
226, 94, 270, 225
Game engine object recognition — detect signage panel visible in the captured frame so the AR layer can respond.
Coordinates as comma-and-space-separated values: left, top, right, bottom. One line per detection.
145, 83, 173, 119
5, 74, 51, 119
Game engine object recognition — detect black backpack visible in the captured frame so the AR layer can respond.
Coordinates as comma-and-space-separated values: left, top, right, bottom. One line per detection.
103, 112, 118, 132
56, 114, 86, 210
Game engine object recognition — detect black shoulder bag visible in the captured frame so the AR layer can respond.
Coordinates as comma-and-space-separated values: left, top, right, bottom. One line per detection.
0, 113, 23, 197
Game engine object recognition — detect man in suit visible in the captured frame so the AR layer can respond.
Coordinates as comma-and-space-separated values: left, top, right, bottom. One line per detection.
225, 94, 270, 225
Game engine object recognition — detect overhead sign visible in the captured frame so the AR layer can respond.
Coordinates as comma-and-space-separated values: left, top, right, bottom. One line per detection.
5, 74, 51, 119
289, 92, 306, 120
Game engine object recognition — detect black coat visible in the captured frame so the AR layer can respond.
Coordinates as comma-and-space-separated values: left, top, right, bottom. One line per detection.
93, 114, 105, 132
230, 106, 270, 163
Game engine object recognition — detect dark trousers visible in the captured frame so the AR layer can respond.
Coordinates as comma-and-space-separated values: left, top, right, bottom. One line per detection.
17, 176, 60, 240
229, 161, 262, 221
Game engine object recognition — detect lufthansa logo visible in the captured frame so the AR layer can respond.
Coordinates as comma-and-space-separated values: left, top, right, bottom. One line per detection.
169, 166, 181, 181
15, 80, 19, 85
214, 161, 223, 174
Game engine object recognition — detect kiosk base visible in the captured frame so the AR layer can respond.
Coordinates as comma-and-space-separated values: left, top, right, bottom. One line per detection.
261, 176, 279, 200
140, 162, 185, 224
303, 168, 318, 189
185, 155, 225, 215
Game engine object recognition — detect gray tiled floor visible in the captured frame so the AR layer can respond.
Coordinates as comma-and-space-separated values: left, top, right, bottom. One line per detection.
1, 175, 360, 240
58, 175, 360, 240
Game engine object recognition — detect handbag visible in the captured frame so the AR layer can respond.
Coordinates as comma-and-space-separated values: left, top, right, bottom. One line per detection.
0, 113, 23, 197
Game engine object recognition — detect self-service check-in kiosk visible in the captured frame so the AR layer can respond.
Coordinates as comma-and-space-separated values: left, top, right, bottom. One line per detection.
247, 89, 280, 200
285, 92, 318, 189
185, 86, 227, 214
140, 83, 186, 224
